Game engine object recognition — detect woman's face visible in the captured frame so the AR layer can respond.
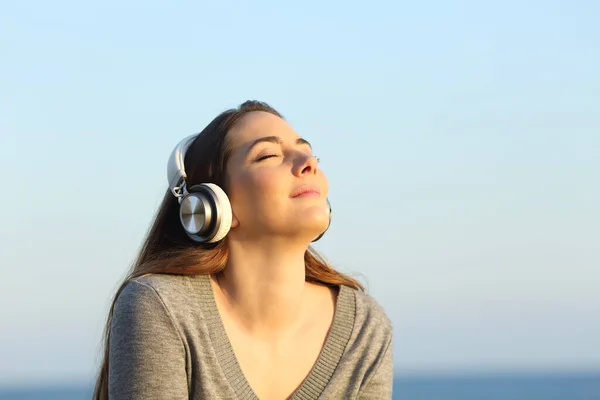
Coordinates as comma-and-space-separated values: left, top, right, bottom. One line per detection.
225, 111, 330, 242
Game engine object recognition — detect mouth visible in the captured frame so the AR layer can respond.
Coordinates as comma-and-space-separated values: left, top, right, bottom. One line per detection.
290, 184, 321, 198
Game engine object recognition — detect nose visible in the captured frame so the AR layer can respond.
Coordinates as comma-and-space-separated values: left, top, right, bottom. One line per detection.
295, 154, 319, 176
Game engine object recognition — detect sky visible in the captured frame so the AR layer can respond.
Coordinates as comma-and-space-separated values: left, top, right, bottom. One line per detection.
1, 0, 599, 387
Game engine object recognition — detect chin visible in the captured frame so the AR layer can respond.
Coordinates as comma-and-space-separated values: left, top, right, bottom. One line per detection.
298, 204, 330, 235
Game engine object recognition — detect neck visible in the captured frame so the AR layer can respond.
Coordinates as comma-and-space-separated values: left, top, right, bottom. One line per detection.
214, 238, 310, 337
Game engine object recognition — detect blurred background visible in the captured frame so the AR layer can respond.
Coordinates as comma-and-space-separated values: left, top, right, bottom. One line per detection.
1, 1, 599, 399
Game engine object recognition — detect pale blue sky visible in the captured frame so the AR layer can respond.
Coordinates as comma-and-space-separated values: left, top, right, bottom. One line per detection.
1, 0, 599, 387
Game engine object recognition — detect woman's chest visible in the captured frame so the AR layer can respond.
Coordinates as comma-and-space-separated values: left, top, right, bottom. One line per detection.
224, 314, 332, 399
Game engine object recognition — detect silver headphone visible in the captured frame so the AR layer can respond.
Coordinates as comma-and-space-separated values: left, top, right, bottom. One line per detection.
167, 135, 331, 243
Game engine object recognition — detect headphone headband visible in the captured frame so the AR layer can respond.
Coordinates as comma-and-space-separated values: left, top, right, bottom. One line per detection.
167, 134, 197, 200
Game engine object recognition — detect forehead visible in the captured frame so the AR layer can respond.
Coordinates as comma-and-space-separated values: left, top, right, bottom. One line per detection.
227, 111, 297, 151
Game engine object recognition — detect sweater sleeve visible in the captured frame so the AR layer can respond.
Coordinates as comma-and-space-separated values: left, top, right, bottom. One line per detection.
358, 337, 394, 399
108, 279, 188, 400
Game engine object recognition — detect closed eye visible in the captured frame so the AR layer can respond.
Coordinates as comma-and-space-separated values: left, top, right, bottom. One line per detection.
255, 154, 279, 162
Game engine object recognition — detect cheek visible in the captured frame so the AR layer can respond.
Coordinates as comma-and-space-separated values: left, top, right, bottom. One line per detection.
229, 169, 286, 209
248, 170, 288, 207
250, 169, 281, 193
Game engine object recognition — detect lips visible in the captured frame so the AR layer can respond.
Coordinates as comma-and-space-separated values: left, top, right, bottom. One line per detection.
290, 184, 321, 198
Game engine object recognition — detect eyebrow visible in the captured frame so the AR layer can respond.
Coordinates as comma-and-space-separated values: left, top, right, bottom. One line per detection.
245, 136, 312, 155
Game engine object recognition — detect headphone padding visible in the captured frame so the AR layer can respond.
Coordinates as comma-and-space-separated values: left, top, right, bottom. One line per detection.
204, 183, 232, 243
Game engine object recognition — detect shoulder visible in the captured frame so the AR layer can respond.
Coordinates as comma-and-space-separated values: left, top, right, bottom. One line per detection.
330, 285, 393, 390
112, 275, 183, 323
353, 288, 393, 336
110, 276, 189, 350
348, 290, 395, 397
113, 274, 181, 310
131, 273, 193, 294
344, 286, 393, 351
113, 273, 207, 322
111, 274, 210, 345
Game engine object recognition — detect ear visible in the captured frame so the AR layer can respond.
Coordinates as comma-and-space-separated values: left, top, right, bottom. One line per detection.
230, 210, 240, 229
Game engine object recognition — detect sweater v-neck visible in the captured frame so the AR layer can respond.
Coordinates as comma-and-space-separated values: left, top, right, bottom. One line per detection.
196, 273, 356, 400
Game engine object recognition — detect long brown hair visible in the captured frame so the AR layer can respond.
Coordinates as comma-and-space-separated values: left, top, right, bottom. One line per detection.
93, 100, 364, 399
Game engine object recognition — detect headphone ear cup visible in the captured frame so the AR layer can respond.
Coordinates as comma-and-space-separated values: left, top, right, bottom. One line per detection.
179, 190, 214, 237
179, 183, 232, 243
312, 199, 332, 243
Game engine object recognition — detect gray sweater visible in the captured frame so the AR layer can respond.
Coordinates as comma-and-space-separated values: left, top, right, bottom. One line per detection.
108, 273, 393, 399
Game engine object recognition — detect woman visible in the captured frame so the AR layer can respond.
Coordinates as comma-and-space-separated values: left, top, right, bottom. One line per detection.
94, 100, 393, 399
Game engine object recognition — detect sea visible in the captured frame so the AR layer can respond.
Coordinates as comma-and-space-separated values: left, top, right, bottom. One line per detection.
1, 373, 599, 399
